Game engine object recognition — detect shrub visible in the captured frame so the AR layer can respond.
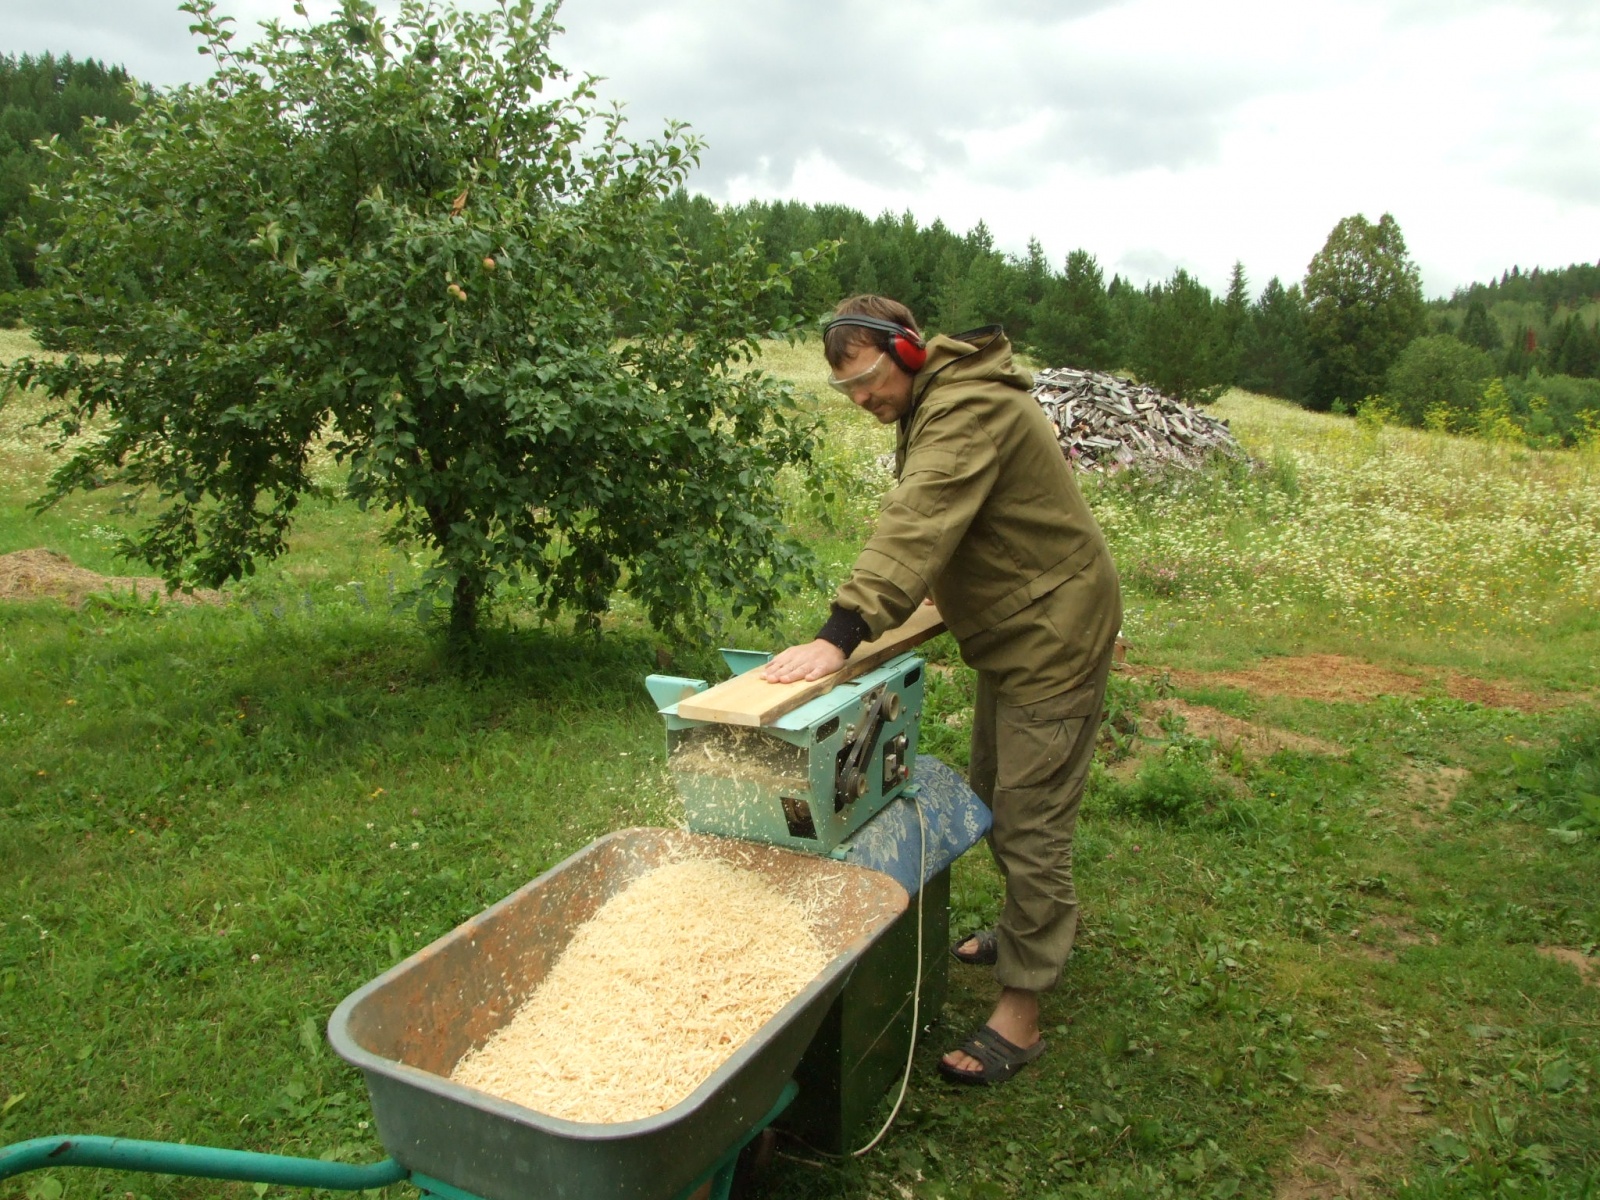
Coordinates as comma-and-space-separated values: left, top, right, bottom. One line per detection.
1500, 372, 1600, 448
1385, 335, 1496, 428
1109, 742, 1232, 824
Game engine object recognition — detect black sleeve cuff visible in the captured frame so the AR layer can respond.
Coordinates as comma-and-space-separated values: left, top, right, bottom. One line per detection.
815, 604, 871, 657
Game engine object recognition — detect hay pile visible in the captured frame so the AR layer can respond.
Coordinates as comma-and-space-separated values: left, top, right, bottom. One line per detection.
0, 548, 222, 608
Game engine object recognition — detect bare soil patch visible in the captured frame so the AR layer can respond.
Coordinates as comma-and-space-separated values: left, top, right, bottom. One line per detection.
1149, 698, 1344, 758
1140, 653, 1558, 713
1396, 763, 1471, 828
1276, 1056, 1429, 1199
1184, 654, 1427, 705
0, 548, 222, 608
1538, 947, 1597, 987
1353, 914, 1436, 962
1440, 673, 1551, 712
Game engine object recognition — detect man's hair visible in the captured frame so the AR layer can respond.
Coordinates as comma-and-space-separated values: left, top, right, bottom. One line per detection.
823, 295, 922, 369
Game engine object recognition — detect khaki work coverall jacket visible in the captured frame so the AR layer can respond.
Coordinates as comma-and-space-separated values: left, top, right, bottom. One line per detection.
834, 327, 1122, 991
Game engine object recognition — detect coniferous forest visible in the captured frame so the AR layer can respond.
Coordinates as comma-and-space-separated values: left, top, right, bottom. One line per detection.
662, 192, 1599, 446
0, 53, 142, 291
0, 54, 1595, 445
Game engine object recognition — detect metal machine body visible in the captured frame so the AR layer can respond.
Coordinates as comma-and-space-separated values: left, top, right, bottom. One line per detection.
783, 757, 990, 1153
647, 649, 927, 854
649, 651, 994, 1154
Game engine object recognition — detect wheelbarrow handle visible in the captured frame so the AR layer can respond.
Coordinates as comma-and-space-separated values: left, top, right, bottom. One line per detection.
0, 1135, 408, 1190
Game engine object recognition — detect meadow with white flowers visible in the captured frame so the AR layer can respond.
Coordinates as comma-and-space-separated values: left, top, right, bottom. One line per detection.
1095, 391, 1599, 676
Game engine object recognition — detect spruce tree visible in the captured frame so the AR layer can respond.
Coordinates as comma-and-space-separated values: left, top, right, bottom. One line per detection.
1219, 261, 1250, 384
1549, 315, 1600, 379
1135, 268, 1226, 402
1457, 298, 1503, 352
1502, 326, 1540, 377
1021, 237, 1050, 308
1029, 249, 1115, 370
1236, 278, 1313, 402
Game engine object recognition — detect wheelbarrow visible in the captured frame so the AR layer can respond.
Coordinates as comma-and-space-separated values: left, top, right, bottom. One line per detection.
1, 829, 909, 1200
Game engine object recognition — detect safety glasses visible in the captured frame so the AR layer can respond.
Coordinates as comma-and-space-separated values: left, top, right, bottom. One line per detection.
826, 352, 891, 396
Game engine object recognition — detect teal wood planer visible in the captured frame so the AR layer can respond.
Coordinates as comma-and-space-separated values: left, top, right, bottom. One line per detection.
647, 648, 992, 1153
647, 649, 931, 855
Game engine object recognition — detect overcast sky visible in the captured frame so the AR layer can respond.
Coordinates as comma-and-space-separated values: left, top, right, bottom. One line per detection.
4, 0, 1596, 297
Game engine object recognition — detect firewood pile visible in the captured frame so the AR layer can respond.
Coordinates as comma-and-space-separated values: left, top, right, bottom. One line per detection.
1032, 367, 1245, 472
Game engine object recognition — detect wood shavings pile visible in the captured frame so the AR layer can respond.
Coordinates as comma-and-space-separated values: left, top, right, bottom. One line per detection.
450, 859, 830, 1124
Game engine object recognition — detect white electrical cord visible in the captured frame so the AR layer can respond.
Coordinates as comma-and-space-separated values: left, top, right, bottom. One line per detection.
850, 791, 927, 1157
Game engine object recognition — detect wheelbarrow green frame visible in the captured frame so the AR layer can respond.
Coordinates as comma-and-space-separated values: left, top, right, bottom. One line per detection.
0, 1079, 795, 1200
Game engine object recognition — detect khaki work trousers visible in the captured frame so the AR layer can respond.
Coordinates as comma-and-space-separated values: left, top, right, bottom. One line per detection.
968, 644, 1114, 992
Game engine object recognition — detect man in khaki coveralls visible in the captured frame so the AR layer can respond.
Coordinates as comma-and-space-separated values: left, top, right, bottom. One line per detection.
764, 295, 1121, 1085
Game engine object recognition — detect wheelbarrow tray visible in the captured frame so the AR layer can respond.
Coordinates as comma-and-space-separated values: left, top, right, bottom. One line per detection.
328, 828, 908, 1200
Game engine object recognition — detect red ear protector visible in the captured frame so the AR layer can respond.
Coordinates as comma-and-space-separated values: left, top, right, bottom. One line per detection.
822, 314, 929, 373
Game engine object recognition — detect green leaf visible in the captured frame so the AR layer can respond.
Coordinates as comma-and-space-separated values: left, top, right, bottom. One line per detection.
1541, 1059, 1576, 1092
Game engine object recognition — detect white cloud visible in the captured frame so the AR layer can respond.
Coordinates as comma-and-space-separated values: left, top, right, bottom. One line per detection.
2, 0, 1595, 296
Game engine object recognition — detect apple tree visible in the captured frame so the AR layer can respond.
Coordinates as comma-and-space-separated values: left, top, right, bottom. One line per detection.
6, 0, 825, 642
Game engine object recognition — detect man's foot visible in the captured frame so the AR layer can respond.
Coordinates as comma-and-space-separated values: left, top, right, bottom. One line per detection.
937, 1025, 1046, 1085
951, 929, 997, 965
941, 987, 1040, 1075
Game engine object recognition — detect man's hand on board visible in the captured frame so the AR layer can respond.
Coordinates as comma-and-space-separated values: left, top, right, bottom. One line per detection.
760, 639, 846, 684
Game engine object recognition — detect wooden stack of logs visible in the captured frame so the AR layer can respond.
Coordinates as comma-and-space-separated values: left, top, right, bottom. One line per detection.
1032, 367, 1245, 472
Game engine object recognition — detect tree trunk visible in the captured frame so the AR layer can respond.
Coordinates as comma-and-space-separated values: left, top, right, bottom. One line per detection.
449, 573, 480, 645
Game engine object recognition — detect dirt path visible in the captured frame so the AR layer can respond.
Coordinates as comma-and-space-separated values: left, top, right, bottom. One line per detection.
1130, 653, 1565, 713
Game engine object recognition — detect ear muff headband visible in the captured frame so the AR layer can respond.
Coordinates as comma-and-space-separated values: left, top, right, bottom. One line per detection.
823, 314, 929, 373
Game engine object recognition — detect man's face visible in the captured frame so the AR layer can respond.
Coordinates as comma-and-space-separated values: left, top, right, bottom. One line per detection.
830, 342, 915, 424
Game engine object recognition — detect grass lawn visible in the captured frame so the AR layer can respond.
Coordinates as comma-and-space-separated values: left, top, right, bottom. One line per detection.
2, 330, 1597, 1200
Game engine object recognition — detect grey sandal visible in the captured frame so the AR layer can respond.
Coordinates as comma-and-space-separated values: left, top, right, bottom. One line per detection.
950, 928, 998, 966
937, 1025, 1046, 1086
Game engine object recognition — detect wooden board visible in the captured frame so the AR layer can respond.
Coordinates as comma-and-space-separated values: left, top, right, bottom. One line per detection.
677, 605, 947, 728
